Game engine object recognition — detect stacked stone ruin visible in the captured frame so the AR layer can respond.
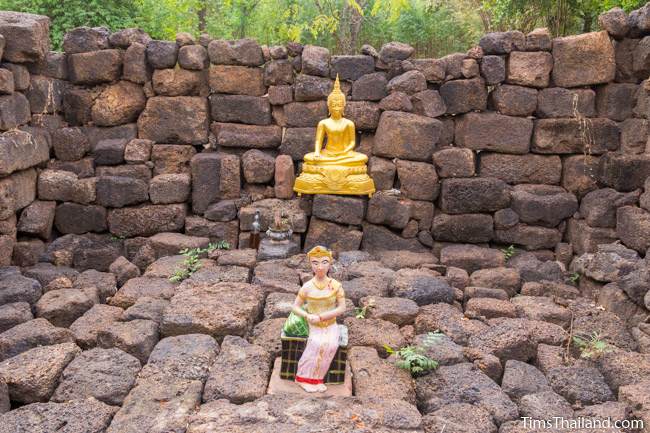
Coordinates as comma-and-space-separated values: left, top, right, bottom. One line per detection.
0, 6, 650, 432
0, 8, 650, 269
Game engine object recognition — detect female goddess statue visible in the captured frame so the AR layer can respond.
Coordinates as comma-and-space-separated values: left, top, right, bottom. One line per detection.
290, 245, 346, 392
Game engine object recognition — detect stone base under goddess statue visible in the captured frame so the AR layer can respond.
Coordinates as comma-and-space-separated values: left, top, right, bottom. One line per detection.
266, 357, 352, 397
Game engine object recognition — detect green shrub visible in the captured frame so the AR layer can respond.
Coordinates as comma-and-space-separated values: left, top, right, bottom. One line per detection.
169, 241, 230, 283
384, 331, 443, 377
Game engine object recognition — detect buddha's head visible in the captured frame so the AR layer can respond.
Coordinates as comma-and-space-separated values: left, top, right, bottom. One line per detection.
327, 74, 345, 118
307, 245, 333, 279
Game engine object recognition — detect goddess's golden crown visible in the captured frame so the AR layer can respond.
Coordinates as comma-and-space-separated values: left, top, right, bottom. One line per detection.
307, 245, 333, 260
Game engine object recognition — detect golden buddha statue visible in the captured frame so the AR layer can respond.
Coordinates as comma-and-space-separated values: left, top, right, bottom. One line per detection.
293, 74, 375, 197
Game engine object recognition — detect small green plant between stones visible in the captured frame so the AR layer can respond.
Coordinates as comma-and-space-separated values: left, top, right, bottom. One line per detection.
109, 234, 125, 241
354, 298, 376, 319
169, 241, 230, 283
384, 331, 443, 377
572, 331, 613, 359
501, 244, 516, 261
569, 272, 580, 284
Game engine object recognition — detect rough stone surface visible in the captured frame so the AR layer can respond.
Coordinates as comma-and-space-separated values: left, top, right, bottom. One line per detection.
0, 318, 74, 361
51, 347, 141, 405
0, 342, 80, 403
416, 362, 519, 424
203, 335, 270, 403
162, 281, 264, 338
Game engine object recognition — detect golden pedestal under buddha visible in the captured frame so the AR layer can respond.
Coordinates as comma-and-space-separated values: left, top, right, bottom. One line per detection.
293, 75, 375, 197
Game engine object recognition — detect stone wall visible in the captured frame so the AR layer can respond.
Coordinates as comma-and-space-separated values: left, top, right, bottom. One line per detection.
2, 7, 650, 269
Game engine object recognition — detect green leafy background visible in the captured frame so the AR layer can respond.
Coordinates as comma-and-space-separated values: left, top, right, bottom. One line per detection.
0, 0, 645, 56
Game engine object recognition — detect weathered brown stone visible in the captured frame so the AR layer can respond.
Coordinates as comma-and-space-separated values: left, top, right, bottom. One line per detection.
566, 219, 617, 255
595, 83, 638, 121
274, 155, 294, 199
433, 213, 494, 243
532, 118, 618, 154
439, 78, 487, 114
432, 148, 474, 178
123, 42, 150, 84
151, 67, 207, 96
536, 87, 596, 118
617, 206, 650, 253
16, 200, 55, 239
361, 221, 427, 253
145, 40, 178, 69
374, 111, 441, 161
561, 154, 600, 199
0, 12, 49, 63
185, 216, 239, 247
506, 51, 553, 88
54, 203, 107, 234
162, 281, 263, 338
455, 112, 532, 154
149, 173, 190, 204
440, 177, 511, 213
95, 176, 148, 208
495, 223, 563, 250
480, 55, 506, 85
283, 100, 328, 127
480, 31, 525, 54
62, 86, 99, 126
489, 84, 537, 116
137, 96, 209, 145
209, 65, 265, 96
37, 170, 95, 204
209, 94, 271, 125
439, 244, 505, 274
304, 217, 363, 253
396, 160, 439, 201
107, 203, 185, 237
620, 118, 648, 154
352, 72, 387, 101
178, 44, 208, 70
203, 335, 269, 404
50, 127, 88, 162
0, 342, 80, 404
349, 346, 416, 404
191, 152, 240, 213
108, 28, 151, 48
68, 49, 122, 85
552, 31, 616, 87
368, 156, 396, 190
97, 319, 158, 364
0, 93, 30, 130
151, 144, 195, 175
24, 75, 65, 113
0, 168, 36, 220
479, 153, 561, 185
263, 59, 294, 86
345, 101, 381, 130
598, 153, 650, 191
213, 122, 282, 149
510, 184, 578, 227
208, 38, 264, 66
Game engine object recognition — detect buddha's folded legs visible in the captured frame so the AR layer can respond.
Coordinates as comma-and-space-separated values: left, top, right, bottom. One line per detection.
303, 151, 368, 165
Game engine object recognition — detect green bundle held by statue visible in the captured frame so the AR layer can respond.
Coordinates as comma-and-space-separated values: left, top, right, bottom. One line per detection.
283, 310, 309, 337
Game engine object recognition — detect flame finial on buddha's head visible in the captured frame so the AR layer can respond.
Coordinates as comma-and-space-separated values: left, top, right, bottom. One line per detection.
327, 74, 346, 109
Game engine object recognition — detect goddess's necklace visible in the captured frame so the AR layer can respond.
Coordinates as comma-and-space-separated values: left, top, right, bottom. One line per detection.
313, 277, 331, 290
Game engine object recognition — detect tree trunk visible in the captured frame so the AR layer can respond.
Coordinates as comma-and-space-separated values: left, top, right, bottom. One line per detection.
198, 3, 207, 33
